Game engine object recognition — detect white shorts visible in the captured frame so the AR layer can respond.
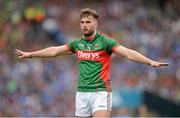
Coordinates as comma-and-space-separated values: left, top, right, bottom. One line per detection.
75, 91, 112, 117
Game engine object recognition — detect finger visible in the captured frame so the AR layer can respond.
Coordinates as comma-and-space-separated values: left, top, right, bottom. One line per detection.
160, 63, 169, 66
15, 51, 22, 56
15, 49, 19, 52
15, 49, 20, 54
15, 49, 23, 53
19, 55, 25, 59
15, 51, 21, 55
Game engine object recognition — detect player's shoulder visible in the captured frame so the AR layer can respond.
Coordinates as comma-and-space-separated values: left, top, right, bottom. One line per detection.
69, 38, 81, 43
99, 32, 112, 38
98, 32, 115, 42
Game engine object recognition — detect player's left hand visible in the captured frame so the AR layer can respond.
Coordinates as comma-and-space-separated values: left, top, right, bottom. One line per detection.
150, 61, 170, 67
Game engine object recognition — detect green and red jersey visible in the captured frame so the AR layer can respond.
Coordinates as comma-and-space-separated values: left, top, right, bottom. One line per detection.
66, 33, 119, 92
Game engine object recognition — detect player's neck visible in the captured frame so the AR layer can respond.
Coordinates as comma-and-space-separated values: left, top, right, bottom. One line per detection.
84, 30, 97, 40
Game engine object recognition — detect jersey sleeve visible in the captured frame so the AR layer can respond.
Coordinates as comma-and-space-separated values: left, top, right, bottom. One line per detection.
104, 37, 120, 54
67, 39, 78, 53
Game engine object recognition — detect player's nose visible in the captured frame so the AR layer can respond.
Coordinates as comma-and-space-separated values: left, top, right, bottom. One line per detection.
83, 25, 87, 29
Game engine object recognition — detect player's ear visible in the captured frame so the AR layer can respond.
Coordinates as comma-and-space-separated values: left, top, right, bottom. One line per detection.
94, 19, 98, 28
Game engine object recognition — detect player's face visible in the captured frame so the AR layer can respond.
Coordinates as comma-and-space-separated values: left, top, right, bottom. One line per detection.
80, 16, 97, 36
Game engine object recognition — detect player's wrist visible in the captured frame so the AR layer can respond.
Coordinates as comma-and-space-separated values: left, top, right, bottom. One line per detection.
148, 60, 154, 66
28, 53, 33, 58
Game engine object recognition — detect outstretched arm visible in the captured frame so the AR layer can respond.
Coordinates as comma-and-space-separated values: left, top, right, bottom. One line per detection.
113, 45, 169, 67
15, 45, 72, 58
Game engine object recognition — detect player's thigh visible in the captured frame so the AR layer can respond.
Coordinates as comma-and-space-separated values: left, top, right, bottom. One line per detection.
92, 91, 112, 117
75, 92, 92, 117
93, 110, 111, 117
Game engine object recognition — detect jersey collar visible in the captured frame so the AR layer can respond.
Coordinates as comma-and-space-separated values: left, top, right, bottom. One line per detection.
82, 32, 100, 41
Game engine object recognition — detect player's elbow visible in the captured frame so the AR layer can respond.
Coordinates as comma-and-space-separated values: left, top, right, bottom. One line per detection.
125, 49, 136, 60
50, 46, 67, 57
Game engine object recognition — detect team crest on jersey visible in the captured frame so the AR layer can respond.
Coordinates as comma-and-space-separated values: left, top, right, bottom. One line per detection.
95, 44, 99, 49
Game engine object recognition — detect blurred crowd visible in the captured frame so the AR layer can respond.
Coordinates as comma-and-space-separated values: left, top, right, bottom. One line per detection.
0, 0, 179, 117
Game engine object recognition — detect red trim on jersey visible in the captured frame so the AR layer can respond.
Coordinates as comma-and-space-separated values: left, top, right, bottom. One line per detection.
84, 34, 96, 40
66, 44, 70, 51
85, 36, 95, 40
111, 45, 119, 52
99, 55, 111, 92
94, 50, 111, 92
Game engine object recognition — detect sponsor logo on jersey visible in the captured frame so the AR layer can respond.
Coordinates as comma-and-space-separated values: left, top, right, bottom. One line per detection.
77, 51, 99, 60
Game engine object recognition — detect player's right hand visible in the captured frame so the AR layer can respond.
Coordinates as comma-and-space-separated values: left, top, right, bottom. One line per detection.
15, 49, 32, 58
150, 61, 170, 67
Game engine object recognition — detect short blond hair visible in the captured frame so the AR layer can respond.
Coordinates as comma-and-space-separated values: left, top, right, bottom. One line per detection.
80, 8, 99, 19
